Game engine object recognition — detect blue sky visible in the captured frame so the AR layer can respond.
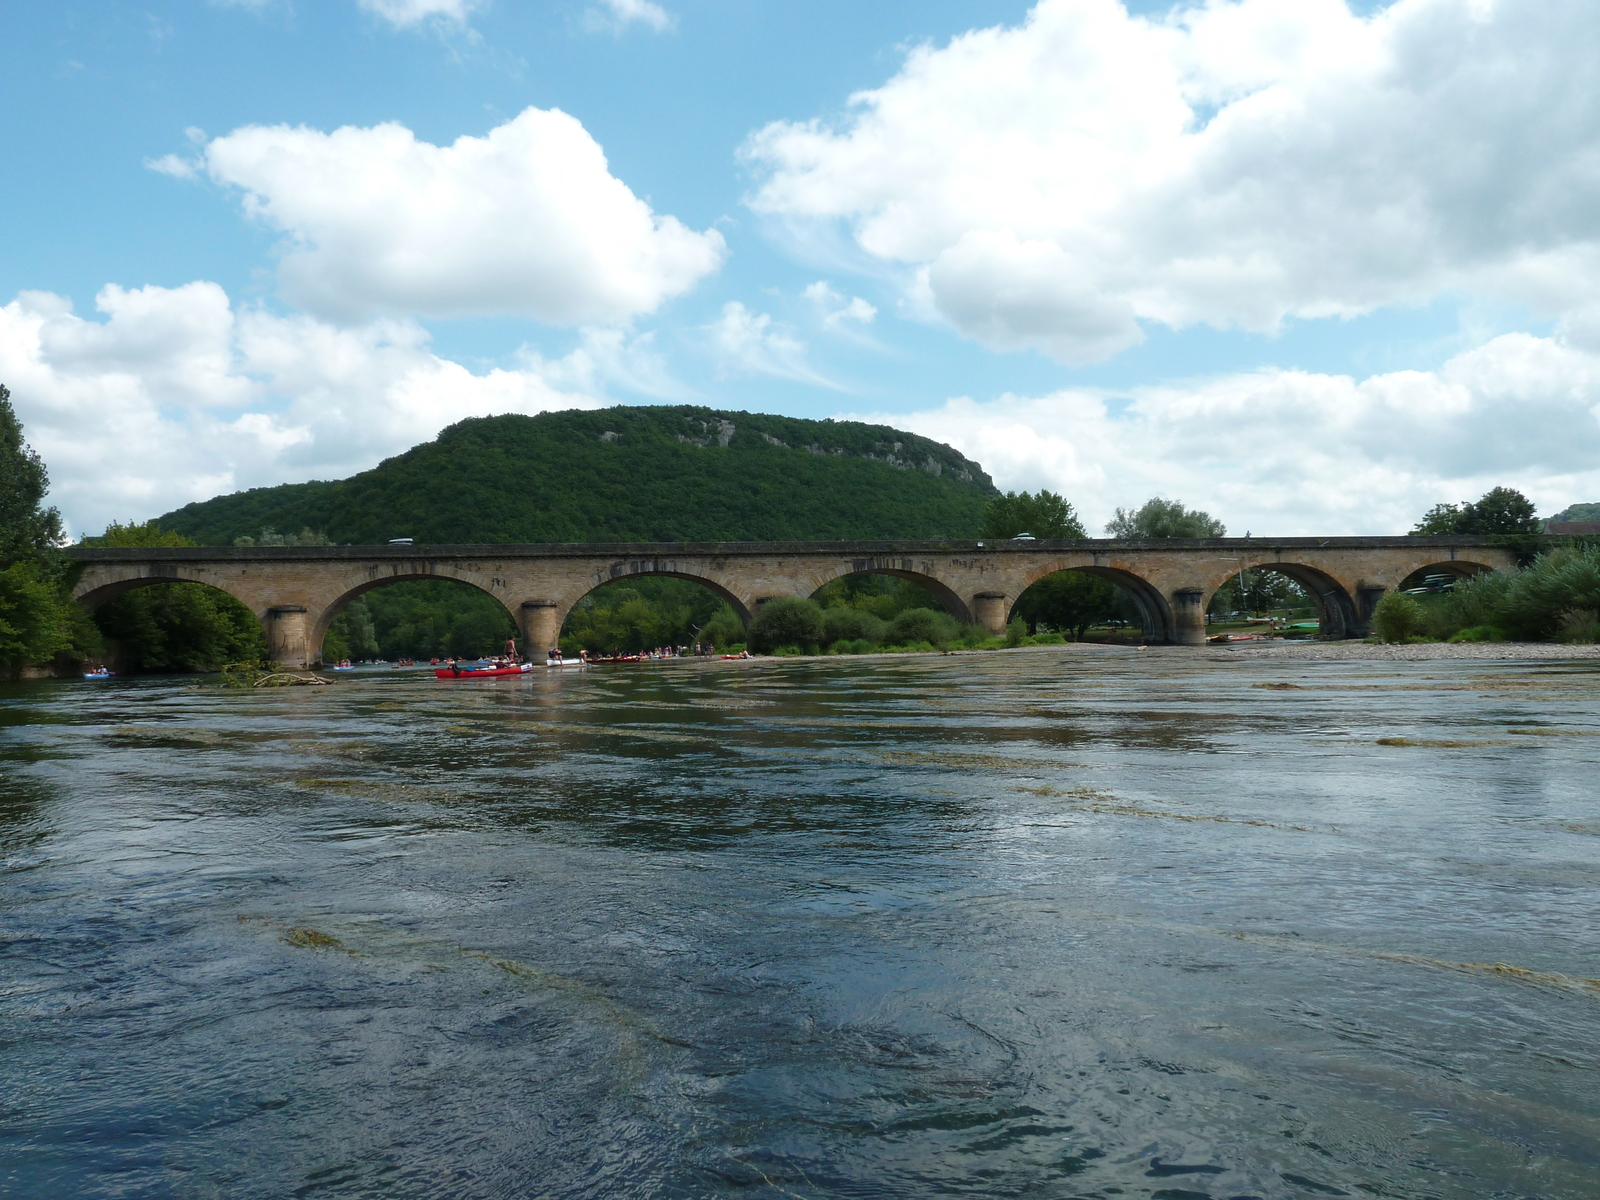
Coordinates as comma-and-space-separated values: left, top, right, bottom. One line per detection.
3, 0, 1597, 536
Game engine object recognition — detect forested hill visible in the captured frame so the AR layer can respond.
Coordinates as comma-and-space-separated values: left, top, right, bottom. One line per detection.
158, 406, 998, 545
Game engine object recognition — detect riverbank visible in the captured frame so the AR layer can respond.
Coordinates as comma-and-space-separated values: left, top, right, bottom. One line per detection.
659, 638, 1600, 671
1200, 639, 1600, 661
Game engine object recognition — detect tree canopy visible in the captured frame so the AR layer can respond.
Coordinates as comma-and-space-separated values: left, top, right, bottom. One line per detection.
980, 490, 1087, 539
0, 383, 89, 671
1105, 497, 1226, 539
0, 383, 63, 565
158, 407, 998, 545
1411, 487, 1540, 535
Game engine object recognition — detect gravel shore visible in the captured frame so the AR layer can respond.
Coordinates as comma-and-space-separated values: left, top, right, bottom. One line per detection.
1194, 639, 1600, 661
702, 638, 1600, 668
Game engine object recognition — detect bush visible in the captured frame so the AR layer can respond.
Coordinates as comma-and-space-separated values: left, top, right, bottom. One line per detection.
1558, 609, 1600, 644
1372, 590, 1426, 642
822, 606, 886, 645
956, 624, 992, 648
827, 637, 877, 655
698, 604, 747, 650
0, 561, 72, 668
1418, 547, 1600, 642
748, 596, 825, 653
1447, 625, 1507, 643
1004, 617, 1027, 647
886, 607, 959, 647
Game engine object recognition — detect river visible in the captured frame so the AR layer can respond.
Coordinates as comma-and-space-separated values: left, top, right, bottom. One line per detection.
3, 647, 1597, 1199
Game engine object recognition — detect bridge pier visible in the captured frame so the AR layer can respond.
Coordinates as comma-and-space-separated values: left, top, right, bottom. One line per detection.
521, 600, 562, 657
266, 605, 312, 669
1171, 588, 1208, 646
972, 592, 1009, 634
1354, 584, 1386, 638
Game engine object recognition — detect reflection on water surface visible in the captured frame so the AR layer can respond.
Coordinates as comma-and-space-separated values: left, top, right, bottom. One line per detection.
3, 647, 1598, 1198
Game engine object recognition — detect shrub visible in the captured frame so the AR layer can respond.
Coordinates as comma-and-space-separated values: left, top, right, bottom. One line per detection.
886, 607, 958, 647
748, 596, 825, 653
1558, 609, 1600, 644
698, 604, 747, 649
822, 606, 886, 645
1004, 617, 1027, 647
1447, 625, 1507, 643
1372, 590, 1426, 642
0, 562, 72, 668
1419, 570, 1515, 640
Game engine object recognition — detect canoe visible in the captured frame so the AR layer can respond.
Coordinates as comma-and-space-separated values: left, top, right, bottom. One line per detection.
434, 663, 533, 679
545, 659, 586, 668
83, 670, 115, 679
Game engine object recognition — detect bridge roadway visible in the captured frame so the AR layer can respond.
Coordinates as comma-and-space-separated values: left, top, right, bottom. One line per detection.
66, 536, 1514, 667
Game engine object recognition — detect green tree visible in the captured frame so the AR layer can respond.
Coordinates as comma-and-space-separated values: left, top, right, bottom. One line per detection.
0, 384, 85, 672
1208, 570, 1303, 615
1372, 590, 1426, 642
748, 596, 825, 653
324, 599, 380, 661
0, 383, 64, 565
981, 491, 1087, 539
1106, 497, 1226, 539
84, 520, 195, 548
232, 526, 333, 547
1013, 571, 1120, 638
1550, 502, 1600, 523
697, 605, 748, 650
0, 562, 72, 665
812, 573, 942, 619
1411, 487, 1540, 535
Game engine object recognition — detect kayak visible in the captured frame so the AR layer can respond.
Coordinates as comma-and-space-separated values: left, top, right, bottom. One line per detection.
83, 669, 115, 679
545, 659, 586, 668
434, 662, 533, 679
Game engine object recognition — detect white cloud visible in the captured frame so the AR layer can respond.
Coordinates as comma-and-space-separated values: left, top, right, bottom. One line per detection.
195, 107, 725, 324
584, 0, 674, 34
145, 153, 198, 180
357, 0, 485, 30
0, 283, 603, 537
746, 0, 1600, 363
804, 281, 876, 330
854, 329, 1600, 535
706, 301, 837, 388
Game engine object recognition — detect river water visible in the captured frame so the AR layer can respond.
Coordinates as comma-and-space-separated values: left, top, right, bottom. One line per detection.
3, 647, 1598, 1199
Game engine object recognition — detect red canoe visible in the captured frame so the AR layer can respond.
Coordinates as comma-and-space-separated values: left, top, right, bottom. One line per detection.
434, 663, 533, 679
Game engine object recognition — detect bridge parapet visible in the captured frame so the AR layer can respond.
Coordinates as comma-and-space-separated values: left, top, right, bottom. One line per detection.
66, 536, 1517, 665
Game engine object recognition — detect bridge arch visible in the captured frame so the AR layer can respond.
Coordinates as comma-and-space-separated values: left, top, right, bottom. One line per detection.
802, 561, 970, 622
1012, 563, 1174, 642
74, 568, 257, 615
1209, 561, 1359, 638
311, 570, 521, 655
566, 567, 753, 625
552, 569, 755, 656
1396, 559, 1498, 590
72, 572, 269, 671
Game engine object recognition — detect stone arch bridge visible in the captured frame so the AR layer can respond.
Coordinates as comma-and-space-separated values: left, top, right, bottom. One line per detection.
66, 537, 1514, 667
